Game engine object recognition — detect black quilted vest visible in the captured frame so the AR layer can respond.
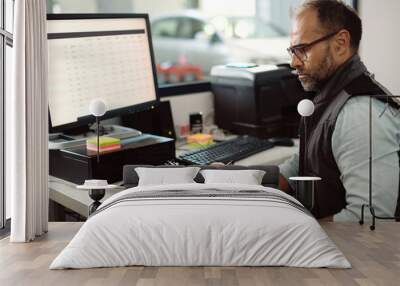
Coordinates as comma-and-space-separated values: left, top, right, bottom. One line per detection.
298, 55, 398, 218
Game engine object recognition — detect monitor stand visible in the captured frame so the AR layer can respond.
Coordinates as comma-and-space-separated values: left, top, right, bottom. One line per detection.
49, 125, 142, 150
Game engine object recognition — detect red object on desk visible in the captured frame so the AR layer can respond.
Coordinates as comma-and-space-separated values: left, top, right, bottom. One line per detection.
157, 63, 203, 83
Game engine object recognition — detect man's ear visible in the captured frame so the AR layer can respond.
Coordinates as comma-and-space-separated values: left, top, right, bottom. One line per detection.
334, 29, 351, 56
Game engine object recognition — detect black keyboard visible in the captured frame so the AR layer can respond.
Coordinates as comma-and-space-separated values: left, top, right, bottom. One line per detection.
178, 135, 274, 165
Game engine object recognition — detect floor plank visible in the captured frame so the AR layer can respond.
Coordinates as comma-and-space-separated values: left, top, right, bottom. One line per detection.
0, 222, 399, 286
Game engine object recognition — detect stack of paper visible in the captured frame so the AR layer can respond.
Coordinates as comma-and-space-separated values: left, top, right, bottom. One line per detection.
86, 136, 121, 152
186, 133, 214, 148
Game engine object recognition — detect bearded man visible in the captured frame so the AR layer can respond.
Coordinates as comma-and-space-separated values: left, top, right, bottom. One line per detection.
279, 0, 400, 221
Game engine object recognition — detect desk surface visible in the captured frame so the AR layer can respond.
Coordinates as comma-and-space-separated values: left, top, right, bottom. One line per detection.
61, 134, 174, 157
49, 141, 298, 218
176, 139, 299, 166
1, 222, 399, 286
49, 176, 124, 217
235, 139, 298, 166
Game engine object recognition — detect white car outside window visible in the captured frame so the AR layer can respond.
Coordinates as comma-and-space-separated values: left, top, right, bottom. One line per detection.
151, 11, 290, 77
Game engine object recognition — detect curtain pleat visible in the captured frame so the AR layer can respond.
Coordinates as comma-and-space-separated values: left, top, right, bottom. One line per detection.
9, 0, 48, 242
9, 0, 27, 242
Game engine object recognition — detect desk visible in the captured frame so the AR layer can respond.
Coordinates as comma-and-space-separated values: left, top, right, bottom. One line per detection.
49, 176, 124, 218
176, 139, 299, 166
49, 141, 298, 219
49, 133, 175, 184
235, 139, 298, 166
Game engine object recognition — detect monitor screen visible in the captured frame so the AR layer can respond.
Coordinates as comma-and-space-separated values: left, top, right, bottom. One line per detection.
47, 14, 159, 132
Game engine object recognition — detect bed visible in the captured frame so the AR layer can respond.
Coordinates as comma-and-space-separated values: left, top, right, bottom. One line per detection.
50, 165, 350, 269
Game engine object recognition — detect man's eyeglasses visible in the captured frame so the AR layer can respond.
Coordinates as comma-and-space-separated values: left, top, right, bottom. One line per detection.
287, 30, 342, 62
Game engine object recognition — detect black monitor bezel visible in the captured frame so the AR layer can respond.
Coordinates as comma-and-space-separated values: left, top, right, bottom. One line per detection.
47, 13, 160, 134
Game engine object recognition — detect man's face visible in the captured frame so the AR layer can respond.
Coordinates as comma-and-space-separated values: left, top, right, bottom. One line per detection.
290, 9, 339, 92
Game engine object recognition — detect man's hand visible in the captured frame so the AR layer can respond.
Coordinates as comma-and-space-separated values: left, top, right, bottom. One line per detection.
210, 162, 225, 168
318, 216, 333, 222
279, 174, 293, 193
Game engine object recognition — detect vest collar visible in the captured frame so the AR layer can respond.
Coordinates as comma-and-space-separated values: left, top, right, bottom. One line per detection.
314, 54, 368, 104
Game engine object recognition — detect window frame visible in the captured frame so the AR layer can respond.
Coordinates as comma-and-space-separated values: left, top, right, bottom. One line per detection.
158, 80, 211, 97
152, 17, 181, 39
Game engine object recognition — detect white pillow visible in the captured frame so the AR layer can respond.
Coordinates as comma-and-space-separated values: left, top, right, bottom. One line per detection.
135, 167, 201, 186
200, 169, 266, 185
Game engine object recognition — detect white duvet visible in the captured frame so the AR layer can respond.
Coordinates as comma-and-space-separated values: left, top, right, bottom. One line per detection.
50, 183, 351, 269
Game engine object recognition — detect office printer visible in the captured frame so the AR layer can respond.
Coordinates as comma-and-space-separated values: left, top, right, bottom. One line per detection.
210, 64, 307, 138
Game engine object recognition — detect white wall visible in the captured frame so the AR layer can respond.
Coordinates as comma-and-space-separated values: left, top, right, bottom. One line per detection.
162, 92, 214, 135
200, 0, 255, 17
132, 0, 187, 18
48, 0, 97, 13
359, 0, 400, 94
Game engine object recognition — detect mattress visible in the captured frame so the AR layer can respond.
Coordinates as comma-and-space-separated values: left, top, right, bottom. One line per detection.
50, 183, 351, 269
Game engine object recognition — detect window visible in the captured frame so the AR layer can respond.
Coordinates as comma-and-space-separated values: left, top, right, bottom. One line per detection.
46, 0, 357, 87
1, 0, 14, 230
152, 18, 179, 38
178, 18, 206, 39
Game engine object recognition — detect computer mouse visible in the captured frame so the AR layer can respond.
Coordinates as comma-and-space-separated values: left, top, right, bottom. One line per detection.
269, 137, 295, 147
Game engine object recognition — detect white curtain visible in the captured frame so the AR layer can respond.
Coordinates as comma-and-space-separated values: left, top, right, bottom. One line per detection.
8, 0, 49, 242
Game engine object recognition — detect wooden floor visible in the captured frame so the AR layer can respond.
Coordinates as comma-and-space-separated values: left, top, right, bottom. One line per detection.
0, 222, 399, 286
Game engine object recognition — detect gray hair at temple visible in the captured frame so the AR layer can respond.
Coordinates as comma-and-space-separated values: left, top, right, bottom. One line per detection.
295, 0, 362, 51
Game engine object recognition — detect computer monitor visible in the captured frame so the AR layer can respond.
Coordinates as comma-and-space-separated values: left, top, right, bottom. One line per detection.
47, 14, 160, 133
